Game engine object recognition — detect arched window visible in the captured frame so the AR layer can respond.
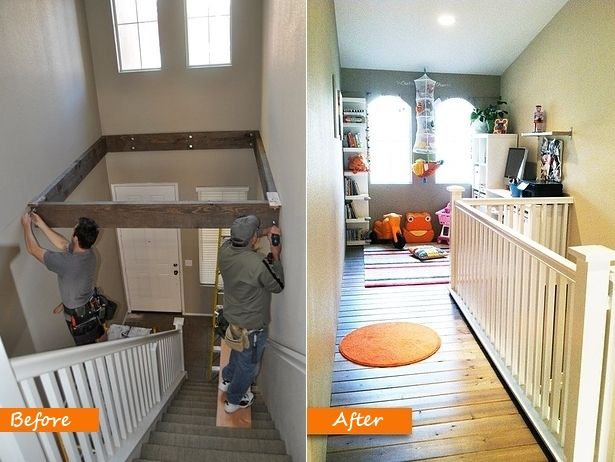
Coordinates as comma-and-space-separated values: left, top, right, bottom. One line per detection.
435, 98, 474, 184
368, 96, 412, 184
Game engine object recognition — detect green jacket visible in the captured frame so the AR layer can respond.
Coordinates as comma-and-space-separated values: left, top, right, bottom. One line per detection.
218, 240, 284, 329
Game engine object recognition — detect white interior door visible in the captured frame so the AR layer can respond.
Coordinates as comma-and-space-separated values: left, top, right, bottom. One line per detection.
112, 183, 183, 313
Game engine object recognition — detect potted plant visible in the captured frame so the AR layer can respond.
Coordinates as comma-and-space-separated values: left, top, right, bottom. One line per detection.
470, 100, 508, 133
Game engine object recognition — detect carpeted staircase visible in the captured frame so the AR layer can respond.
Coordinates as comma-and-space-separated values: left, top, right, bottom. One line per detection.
134, 379, 291, 462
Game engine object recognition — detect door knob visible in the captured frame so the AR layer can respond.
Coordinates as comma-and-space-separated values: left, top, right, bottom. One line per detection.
174, 270, 179, 275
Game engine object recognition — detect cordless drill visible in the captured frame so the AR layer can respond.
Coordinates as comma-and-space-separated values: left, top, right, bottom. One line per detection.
271, 220, 280, 246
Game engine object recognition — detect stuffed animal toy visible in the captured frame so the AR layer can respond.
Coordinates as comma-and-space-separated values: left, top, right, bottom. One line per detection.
372, 213, 406, 249
402, 211, 435, 243
411, 158, 443, 178
348, 155, 368, 174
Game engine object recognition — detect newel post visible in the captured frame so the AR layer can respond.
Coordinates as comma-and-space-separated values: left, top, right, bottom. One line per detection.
173, 317, 186, 374
563, 246, 615, 460
446, 186, 465, 289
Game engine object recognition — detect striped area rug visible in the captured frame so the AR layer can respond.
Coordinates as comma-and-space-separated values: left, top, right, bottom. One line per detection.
364, 244, 450, 288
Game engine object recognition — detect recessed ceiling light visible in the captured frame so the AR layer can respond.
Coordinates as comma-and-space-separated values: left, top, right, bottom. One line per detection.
437, 14, 456, 27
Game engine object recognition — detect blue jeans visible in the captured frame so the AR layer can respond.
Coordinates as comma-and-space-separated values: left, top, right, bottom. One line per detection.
222, 328, 268, 404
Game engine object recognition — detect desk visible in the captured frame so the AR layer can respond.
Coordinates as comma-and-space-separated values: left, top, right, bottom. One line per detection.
487, 188, 512, 198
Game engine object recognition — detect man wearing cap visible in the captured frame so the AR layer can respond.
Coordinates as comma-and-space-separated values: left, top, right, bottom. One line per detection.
218, 215, 284, 413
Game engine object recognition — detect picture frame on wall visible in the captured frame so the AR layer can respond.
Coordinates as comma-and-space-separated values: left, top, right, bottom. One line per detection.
539, 138, 563, 182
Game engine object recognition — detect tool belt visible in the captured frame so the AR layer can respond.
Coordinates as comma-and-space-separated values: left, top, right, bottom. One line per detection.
63, 289, 117, 345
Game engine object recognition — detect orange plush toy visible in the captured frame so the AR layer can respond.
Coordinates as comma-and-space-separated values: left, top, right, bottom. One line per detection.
402, 212, 435, 243
372, 213, 406, 249
348, 155, 369, 174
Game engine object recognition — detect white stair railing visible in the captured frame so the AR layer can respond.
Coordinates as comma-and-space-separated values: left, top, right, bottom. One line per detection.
459, 195, 573, 256
447, 186, 615, 461
0, 318, 186, 462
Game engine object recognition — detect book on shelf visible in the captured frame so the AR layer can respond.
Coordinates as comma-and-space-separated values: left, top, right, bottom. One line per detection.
344, 177, 361, 196
343, 114, 365, 123
345, 202, 357, 219
344, 132, 363, 148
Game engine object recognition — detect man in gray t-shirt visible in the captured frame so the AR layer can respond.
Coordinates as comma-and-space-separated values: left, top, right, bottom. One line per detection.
22, 212, 102, 345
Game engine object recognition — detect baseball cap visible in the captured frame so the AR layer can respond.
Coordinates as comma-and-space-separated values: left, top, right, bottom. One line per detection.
230, 215, 260, 246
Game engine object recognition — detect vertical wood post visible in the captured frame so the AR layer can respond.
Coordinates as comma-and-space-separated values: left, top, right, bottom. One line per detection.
0, 339, 47, 462
173, 317, 185, 376
447, 186, 465, 289
563, 246, 615, 460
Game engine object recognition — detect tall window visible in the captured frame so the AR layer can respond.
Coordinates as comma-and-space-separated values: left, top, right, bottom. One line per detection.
435, 98, 474, 184
185, 0, 232, 67
111, 0, 161, 72
368, 96, 412, 184
197, 186, 248, 285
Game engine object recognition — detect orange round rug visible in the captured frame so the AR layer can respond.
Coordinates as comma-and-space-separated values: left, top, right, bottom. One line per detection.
339, 322, 441, 367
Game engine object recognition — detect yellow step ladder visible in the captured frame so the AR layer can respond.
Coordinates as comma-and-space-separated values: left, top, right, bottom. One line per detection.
207, 228, 229, 381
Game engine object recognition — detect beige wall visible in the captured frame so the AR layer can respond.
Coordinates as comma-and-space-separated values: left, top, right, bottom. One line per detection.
501, 0, 615, 249
306, 0, 345, 460
84, 0, 263, 134
105, 149, 260, 315
0, 0, 102, 355
258, 1, 306, 460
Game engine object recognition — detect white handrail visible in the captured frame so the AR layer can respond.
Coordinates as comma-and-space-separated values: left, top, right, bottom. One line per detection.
10, 329, 179, 381
456, 200, 576, 279
0, 321, 186, 462
448, 187, 615, 461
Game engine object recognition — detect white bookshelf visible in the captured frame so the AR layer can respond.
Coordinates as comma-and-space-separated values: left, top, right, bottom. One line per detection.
471, 133, 518, 198
342, 97, 370, 246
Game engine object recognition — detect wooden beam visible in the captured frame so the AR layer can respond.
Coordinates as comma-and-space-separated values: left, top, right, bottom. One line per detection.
252, 131, 277, 194
32, 137, 107, 203
30, 201, 279, 229
105, 131, 255, 152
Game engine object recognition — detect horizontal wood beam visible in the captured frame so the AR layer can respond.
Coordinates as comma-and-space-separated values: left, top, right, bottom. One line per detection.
30, 201, 279, 229
105, 131, 256, 152
32, 137, 107, 203
253, 131, 277, 194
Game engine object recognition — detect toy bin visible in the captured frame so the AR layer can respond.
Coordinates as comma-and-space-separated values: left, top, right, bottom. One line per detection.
436, 203, 451, 244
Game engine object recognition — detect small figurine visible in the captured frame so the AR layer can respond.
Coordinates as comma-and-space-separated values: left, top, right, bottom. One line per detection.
493, 118, 508, 134
533, 105, 545, 132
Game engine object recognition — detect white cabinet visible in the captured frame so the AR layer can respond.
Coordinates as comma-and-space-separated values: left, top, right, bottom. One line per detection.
342, 97, 370, 246
471, 133, 518, 197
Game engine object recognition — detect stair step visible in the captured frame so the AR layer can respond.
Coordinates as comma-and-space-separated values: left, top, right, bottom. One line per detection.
156, 421, 281, 440
163, 413, 275, 429
172, 399, 268, 413
167, 405, 271, 421
148, 431, 287, 454
141, 444, 291, 462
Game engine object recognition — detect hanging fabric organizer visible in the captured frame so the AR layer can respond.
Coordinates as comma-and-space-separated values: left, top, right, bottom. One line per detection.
412, 72, 443, 181
413, 73, 436, 159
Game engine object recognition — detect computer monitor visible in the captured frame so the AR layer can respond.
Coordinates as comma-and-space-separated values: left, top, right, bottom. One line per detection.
504, 147, 528, 181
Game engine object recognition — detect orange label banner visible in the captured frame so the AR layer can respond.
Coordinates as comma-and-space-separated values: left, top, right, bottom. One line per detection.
0, 408, 99, 432
307, 407, 412, 435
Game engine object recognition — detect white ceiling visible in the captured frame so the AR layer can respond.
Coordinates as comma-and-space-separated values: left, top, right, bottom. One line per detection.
334, 0, 569, 75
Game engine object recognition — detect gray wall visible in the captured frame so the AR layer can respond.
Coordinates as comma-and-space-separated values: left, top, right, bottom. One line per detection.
84, 0, 263, 134
0, 0, 102, 355
258, 1, 307, 460
105, 150, 260, 315
306, 1, 345, 461
340, 69, 501, 228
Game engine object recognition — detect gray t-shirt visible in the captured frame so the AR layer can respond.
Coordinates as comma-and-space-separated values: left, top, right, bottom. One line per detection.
44, 243, 97, 309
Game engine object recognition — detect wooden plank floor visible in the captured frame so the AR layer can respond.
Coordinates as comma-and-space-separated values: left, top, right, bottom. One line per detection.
326, 247, 550, 462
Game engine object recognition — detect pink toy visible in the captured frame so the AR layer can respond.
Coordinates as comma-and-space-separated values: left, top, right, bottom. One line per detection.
436, 203, 451, 244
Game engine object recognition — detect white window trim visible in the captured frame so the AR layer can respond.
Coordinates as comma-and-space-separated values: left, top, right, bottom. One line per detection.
197, 186, 248, 285
110, 0, 162, 73
184, 0, 233, 69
